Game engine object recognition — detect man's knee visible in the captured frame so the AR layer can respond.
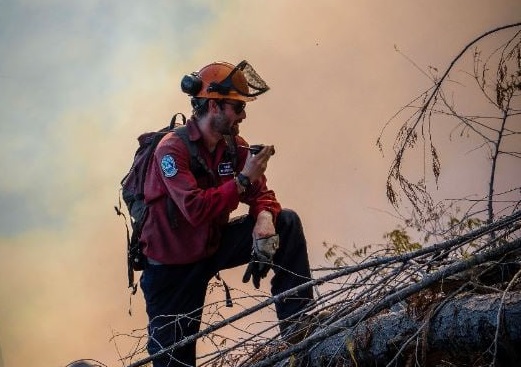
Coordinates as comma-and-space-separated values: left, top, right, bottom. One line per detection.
276, 208, 303, 230
275, 209, 307, 254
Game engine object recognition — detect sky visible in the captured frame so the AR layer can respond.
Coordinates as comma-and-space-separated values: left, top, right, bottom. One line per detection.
0, 1, 520, 366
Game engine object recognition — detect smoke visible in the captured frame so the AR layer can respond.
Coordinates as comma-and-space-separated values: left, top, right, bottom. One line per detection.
1, 1, 520, 366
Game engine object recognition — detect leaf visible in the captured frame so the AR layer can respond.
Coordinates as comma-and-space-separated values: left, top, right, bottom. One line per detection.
345, 338, 359, 367
431, 144, 441, 183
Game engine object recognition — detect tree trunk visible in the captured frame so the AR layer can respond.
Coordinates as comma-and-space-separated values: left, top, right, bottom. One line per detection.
304, 291, 521, 366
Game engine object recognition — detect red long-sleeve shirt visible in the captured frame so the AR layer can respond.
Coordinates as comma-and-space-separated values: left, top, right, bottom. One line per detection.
140, 119, 281, 264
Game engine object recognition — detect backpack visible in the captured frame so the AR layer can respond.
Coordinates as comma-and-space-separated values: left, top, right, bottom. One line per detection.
115, 113, 237, 295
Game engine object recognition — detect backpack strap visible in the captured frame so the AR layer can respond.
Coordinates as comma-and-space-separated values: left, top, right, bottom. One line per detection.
222, 134, 238, 172
174, 125, 217, 184
169, 112, 186, 129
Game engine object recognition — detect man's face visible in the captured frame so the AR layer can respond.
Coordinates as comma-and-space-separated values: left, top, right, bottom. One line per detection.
210, 99, 246, 136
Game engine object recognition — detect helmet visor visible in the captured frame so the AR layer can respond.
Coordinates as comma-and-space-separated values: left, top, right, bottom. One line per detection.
207, 60, 269, 98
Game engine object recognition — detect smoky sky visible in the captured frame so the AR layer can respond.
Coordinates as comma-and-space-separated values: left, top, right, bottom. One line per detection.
1, 1, 520, 366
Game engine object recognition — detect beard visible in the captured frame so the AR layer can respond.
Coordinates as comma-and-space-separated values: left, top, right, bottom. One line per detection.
211, 110, 238, 136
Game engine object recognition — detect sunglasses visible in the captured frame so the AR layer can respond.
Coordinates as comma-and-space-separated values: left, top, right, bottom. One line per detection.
221, 100, 246, 114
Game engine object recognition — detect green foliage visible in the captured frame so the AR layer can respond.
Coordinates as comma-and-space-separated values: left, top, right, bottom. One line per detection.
323, 242, 353, 267
383, 226, 422, 254
322, 209, 484, 265
447, 216, 482, 234
446, 215, 483, 256
352, 244, 373, 258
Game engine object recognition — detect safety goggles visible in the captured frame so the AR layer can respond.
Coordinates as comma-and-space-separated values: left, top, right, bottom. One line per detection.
222, 100, 246, 114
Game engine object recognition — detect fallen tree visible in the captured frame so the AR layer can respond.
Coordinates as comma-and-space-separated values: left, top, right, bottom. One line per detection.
307, 290, 521, 366
244, 233, 521, 367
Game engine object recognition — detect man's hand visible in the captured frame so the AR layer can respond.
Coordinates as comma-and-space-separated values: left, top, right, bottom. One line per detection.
240, 145, 274, 183
253, 210, 275, 238
242, 234, 279, 289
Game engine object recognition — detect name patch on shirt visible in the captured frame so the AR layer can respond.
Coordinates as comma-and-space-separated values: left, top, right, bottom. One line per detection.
161, 154, 178, 178
218, 162, 234, 176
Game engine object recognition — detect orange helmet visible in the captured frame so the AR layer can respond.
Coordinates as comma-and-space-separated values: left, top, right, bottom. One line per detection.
181, 60, 269, 102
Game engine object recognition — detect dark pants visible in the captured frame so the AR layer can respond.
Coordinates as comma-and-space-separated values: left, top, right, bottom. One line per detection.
140, 209, 314, 367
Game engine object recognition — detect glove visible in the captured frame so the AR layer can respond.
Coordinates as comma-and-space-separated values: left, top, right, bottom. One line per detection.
242, 234, 280, 289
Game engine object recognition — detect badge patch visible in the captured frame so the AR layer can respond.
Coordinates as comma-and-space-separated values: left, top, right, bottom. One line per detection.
161, 154, 178, 178
218, 162, 234, 176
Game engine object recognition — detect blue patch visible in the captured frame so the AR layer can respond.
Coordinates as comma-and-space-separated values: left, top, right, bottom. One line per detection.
218, 162, 234, 176
161, 154, 178, 178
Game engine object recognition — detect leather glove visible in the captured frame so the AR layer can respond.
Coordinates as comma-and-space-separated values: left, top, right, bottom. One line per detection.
242, 234, 280, 289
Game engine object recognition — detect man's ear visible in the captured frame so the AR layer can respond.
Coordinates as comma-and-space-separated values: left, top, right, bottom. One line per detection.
208, 99, 221, 114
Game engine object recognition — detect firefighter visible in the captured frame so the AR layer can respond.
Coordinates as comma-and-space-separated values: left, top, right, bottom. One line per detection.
139, 60, 314, 366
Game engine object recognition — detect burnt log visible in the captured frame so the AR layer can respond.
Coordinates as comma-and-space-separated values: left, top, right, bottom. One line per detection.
306, 291, 521, 366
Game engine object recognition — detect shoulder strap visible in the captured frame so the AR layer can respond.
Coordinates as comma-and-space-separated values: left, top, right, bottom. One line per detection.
174, 125, 216, 183
169, 112, 186, 129
223, 135, 238, 171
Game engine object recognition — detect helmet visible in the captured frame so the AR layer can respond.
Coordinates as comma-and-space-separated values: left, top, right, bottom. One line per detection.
181, 60, 269, 102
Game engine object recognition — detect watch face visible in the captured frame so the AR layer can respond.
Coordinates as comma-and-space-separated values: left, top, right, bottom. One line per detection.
238, 173, 250, 187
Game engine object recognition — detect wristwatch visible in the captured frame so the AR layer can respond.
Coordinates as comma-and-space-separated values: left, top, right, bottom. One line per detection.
237, 173, 251, 188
